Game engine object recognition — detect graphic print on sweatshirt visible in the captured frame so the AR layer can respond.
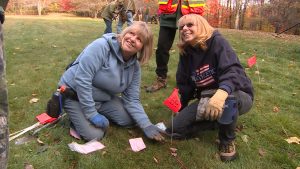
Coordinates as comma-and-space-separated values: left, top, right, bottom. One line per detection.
191, 64, 216, 87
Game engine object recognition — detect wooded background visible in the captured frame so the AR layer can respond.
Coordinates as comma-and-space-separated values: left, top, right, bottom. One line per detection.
5, 0, 300, 35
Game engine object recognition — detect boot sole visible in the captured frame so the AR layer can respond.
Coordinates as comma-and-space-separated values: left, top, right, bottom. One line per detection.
220, 152, 238, 162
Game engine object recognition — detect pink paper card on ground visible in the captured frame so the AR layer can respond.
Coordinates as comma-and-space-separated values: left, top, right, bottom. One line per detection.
129, 137, 146, 152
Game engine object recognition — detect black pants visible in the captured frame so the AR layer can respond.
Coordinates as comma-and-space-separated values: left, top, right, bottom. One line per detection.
155, 26, 177, 79
167, 91, 253, 144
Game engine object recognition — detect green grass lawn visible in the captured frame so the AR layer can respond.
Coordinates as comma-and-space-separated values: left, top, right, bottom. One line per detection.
5, 15, 300, 169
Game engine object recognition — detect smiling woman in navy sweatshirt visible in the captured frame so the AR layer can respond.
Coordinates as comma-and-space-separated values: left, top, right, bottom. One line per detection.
165, 14, 254, 162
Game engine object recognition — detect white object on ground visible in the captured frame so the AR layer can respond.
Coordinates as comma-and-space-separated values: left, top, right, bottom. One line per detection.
68, 139, 105, 154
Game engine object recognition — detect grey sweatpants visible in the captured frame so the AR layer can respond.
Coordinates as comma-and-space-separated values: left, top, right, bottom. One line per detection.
167, 90, 253, 144
64, 96, 135, 141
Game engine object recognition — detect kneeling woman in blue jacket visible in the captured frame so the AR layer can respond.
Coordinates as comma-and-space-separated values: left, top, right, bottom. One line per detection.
166, 14, 254, 162
58, 21, 164, 142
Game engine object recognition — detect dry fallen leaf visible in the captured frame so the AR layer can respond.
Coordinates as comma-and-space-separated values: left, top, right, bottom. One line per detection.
235, 124, 245, 132
258, 148, 266, 157
36, 138, 44, 145
273, 106, 280, 113
255, 71, 260, 75
24, 163, 34, 169
171, 152, 177, 157
29, 98, 39, 103
153, 156, 159, 164
170, 147, 177, 153
285, 137, 300, 144
241, 135, 249, 143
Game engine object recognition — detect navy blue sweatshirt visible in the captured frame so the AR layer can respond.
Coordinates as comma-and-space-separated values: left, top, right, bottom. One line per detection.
176, 30, 254, 108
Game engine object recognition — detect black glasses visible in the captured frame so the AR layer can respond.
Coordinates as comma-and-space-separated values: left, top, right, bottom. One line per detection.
179, 23, 194, 30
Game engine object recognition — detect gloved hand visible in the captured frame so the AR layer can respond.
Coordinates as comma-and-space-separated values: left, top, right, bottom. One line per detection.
89, 114, 109, 129
142, 125, 165, 142
0, 6, 5, 24
204, 89, 228, 121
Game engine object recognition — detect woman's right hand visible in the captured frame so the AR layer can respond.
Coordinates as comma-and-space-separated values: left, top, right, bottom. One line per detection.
89, 114, 109, 129
142, 125, 165, 142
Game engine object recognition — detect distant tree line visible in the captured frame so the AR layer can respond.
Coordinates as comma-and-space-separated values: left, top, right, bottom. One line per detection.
5, 0, 300, 35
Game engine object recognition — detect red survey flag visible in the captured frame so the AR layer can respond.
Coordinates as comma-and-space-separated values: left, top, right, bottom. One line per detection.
247, 55, 257, 68
163, 88, 182, 113
36, 112, 57, 124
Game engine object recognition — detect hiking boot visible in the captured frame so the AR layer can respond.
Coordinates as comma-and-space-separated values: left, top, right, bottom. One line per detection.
219, 140, 237, 162
146, 76, 167, 92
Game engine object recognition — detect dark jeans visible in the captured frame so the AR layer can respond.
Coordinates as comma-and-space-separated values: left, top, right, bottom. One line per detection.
167, 90, 253, 144
103, 19, 112, 34
155, 26, 177, 79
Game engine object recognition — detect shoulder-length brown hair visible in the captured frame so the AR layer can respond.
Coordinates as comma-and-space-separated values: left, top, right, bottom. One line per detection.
177, 14, 215, 54
118, 21, 153, 64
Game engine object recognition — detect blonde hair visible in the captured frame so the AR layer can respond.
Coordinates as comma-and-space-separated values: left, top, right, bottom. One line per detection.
177, 14, 215, 54
118, 21, 153, 64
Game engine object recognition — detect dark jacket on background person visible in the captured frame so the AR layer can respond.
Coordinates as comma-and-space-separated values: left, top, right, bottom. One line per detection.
176, 30, 254, 108
101, 1, 123, 21
123, 0, 136, 13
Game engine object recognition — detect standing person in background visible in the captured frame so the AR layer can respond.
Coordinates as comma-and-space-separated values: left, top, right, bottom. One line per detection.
58, 22, 165, 142
146, 0, 205, 92
0, 1, 9, 168
117, 0, 136, 34
101, 0, 124, 34
144, 7, 149, 24
137, 8, 143, 21
165, 14, 254, 162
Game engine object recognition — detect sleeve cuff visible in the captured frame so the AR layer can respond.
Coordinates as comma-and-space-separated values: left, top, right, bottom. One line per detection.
219, 85, 232, 95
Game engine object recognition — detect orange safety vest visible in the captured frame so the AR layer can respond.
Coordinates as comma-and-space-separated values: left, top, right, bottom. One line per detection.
158, 0, 205, 16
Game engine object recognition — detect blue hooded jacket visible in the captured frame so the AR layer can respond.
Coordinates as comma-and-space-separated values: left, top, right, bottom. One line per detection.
59, 33, 152, 128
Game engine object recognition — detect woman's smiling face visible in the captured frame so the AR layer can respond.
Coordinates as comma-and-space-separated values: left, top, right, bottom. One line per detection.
121, 31, 144, 60
179, 21, 197, 44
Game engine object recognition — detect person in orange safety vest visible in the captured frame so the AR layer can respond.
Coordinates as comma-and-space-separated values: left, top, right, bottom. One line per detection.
145, 0, 205, 92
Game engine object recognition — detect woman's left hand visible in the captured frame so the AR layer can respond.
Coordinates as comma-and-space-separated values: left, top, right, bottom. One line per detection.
204, 89, 228, 121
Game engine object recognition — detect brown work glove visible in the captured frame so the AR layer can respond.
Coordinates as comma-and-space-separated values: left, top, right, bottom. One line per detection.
204, 89, 228, 121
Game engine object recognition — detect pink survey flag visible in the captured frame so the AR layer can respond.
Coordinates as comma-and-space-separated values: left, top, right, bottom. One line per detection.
247, 55, 257, 68
163, 88, 182, 113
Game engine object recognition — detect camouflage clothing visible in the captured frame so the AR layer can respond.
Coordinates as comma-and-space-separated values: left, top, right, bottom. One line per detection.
0, 2, 9, 168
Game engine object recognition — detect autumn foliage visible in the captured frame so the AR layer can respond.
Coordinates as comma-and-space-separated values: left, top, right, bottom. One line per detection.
59, 0, 75, 11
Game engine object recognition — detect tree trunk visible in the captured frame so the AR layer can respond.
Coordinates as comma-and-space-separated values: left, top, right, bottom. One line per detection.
218, 0, 223, 27
94, 10, 98, 18
240, 0, 249, 30
37, 0, 42, 16
258, 0, 265, 30
234, 0, 242, 29
228, 0, 232, 28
